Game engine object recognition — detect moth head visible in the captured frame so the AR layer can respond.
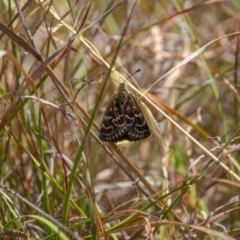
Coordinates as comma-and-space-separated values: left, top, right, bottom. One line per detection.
115, 83, 128, 103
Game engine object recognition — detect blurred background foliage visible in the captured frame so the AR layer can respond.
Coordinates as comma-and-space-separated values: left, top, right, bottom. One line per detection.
0, 0, 240, 239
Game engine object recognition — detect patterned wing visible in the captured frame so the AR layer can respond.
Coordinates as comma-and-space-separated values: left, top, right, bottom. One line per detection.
124, 95, 150, 141
99, 98, 127, 142
99, 82, 150, 142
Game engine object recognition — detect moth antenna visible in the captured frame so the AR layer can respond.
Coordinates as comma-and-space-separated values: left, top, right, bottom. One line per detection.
124, 68, 141, 91
112, 68, 141, 87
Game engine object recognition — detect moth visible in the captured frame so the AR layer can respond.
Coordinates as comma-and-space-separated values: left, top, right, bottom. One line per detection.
99, 83, 150, 142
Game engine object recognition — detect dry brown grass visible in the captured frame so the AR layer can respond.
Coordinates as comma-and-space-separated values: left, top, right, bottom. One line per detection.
0, 1, 240, 239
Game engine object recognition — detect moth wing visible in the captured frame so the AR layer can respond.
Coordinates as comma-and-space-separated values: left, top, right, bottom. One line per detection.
124, 95, 151, 141
99, 98, 127, 142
